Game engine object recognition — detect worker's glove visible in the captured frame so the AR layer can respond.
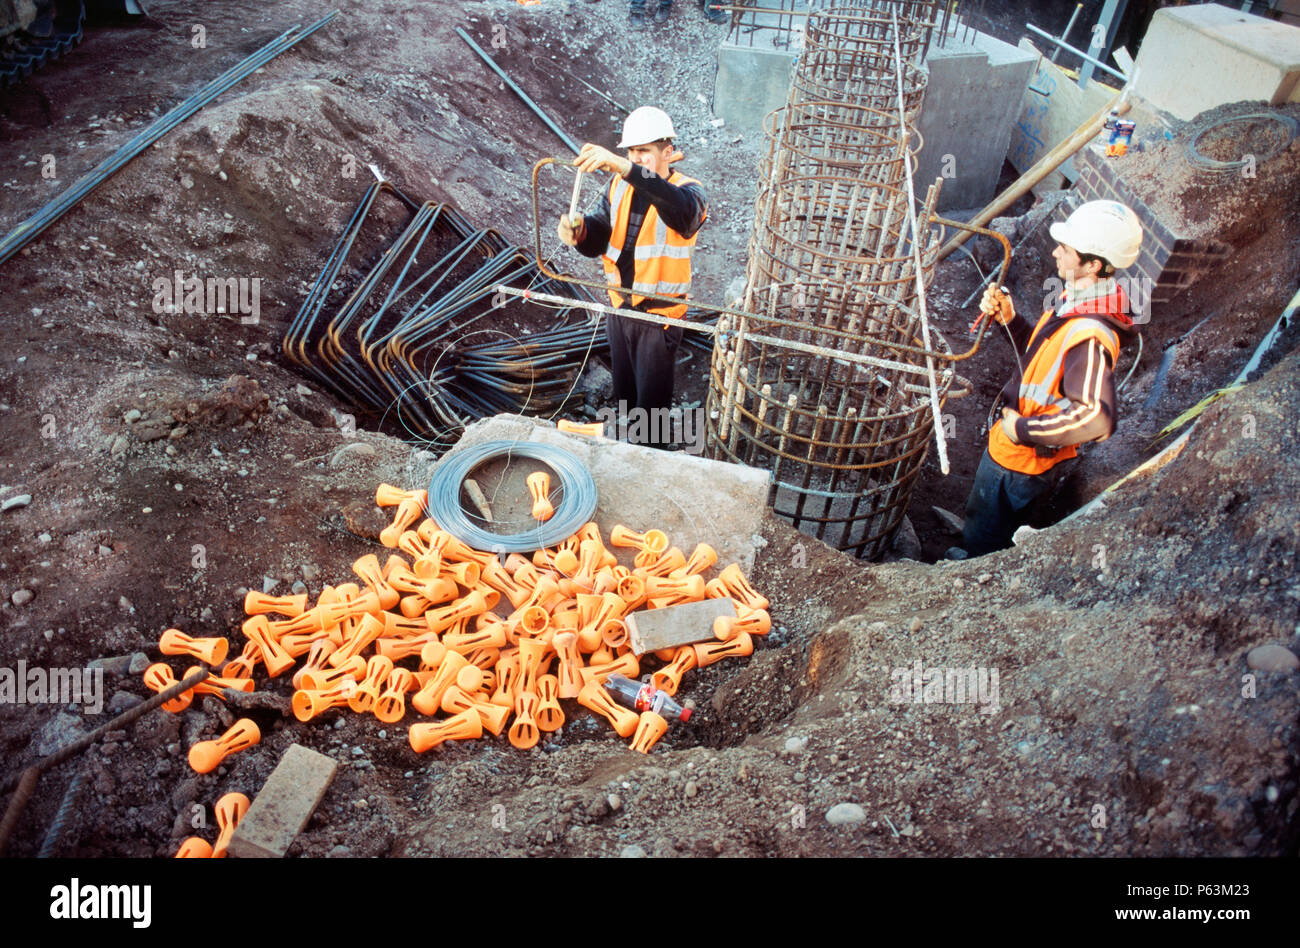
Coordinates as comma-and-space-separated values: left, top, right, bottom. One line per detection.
557, 214, 582, 247
979, 283, 1015, 325
575, 143, 633, 178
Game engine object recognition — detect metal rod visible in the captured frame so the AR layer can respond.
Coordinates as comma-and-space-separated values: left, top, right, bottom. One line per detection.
0, 11, 339, 268
1050, 3, 1084, 64
1025, 22, 1128, 83
456, 27, 581, 155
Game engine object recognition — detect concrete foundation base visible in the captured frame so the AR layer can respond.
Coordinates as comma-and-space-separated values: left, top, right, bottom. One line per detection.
713, 41, 798, 135
916, 28, 1037, 211
425, 414, 772, 574
1133, 4, 1300, 122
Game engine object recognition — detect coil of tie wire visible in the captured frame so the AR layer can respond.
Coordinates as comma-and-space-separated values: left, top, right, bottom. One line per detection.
426, 440, 598, 553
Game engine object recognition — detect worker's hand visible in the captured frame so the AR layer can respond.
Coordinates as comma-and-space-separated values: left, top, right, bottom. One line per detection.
979, 283, 1015, 326
999, 407, 1023, 444
557, 214, 582, 247
575, 143, 633, 178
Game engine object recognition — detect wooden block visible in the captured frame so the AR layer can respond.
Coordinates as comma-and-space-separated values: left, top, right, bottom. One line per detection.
227, 743, 337, 858
626, 598, 736, 656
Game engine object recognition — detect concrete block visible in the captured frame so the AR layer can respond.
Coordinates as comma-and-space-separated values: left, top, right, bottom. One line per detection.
626, 598, 736, 656
440, 414, 773, 575
227, 744, 338, 858
714, 41, 797, 135
915, 29, 1037, 210
1133, 5, 1300, 121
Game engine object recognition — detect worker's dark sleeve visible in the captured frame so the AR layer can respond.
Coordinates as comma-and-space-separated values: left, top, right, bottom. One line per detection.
574, 191, 611, 258
1003, 311, 1035, 354
624, 166, 707, 238
1015, 339, 1117, 446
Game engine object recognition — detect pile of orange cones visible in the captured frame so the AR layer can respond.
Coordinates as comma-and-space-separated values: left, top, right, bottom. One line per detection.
145, 481, 771, 768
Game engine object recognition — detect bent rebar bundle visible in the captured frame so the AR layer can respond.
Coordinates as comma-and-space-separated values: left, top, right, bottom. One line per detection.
283, 180, 602, 447
707, 0, 956, 559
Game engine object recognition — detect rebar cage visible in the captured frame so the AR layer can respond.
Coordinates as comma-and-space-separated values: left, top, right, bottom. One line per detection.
706, 0, 956, 559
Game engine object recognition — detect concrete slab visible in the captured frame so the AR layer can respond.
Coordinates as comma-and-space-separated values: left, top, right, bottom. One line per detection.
916, 28, 1038, 211
227, 743, 338, 858
626, 598, 736, 656
1133, 5, 1300, 121
424, 414, 773, 575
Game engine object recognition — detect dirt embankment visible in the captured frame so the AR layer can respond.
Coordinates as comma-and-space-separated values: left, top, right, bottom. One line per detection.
0, 0, 1295, 857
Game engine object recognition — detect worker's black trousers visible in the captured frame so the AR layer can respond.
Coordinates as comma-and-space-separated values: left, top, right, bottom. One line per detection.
605, 312, 684, 444
960, 448, 1057, 557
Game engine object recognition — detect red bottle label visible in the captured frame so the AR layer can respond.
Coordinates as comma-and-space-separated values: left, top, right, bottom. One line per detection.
635, 683, 654, 712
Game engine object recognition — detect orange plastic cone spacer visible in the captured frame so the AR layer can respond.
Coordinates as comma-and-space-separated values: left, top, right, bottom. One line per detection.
456, 663, 493, 695
353, 554, 401, 610
671, 543, 718, 578
419, 639, 448, 671
292, 681, 355, 722
635, 546, 687, 576
374, 632, 436, 662
630, 710, 669, 754
213, 791, 250, 858
536, 674, 564, 732
175, 837, 212, 858
527, 470, 554, 522
616, 573, 647, 611
707, 563, 769, 610
159, 628, 229, 667
576, 679, 640, 737
693, 630, 753, 667
490, 650, 520, 708
143, 663, 192, 713
650, 647, 697, 696
349, 654, 394, 713
579, 651, 639, 686
375, 483, 427, 508
188, 718, 261, 774
185, 666, 255, 699
375, 667, 415, 724
609, 525, 669, 555
293, 638, 338, 690
380, 496, 425, 548
515, 635, 549, 699
243, 590, 309, 617
551, 632, 585, 699
296, 655, 364, 693
329, 613, 387, 668
441, 560, 481, 589
507, 691, 541, 750
643, 574, 706, 602
481, 558, 533, 609
409, 707, 483, 753
241, 615, 295, 678
600, 618, 629, 650
412, 649, 469, 716
714, 605, 771, 640
222, 640, 261, 681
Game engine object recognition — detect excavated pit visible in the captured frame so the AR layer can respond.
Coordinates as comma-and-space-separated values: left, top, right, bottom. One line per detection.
0, 0, 1296, 858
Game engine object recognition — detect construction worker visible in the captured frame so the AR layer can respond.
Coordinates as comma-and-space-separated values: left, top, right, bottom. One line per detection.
620, 0, 730, 29
949, 200, 1144, 559
557, 106, 708, 440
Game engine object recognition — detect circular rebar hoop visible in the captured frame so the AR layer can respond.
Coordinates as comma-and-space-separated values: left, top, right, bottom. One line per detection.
705, 0, 953, 559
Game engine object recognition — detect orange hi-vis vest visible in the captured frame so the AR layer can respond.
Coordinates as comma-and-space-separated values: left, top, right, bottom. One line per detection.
988, 301, 1122, 476
602, 170, 702, 321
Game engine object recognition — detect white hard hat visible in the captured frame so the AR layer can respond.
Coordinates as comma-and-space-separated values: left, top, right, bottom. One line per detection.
618, 106, 676, 148
1049, 200, 1143, 269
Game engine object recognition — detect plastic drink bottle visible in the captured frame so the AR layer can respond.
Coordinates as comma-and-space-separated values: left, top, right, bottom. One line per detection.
604, 673, 692, 722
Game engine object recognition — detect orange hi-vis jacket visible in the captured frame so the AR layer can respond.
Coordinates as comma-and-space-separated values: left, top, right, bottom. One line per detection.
602, 170, 702, 321
988, 287, 1127, 476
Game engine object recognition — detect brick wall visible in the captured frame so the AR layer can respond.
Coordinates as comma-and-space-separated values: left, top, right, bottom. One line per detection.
1055, 145, 1232, 309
